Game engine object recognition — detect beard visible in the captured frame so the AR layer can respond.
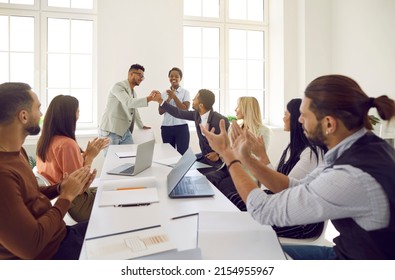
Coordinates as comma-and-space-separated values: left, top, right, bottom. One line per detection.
25, 122, 41, 135
304, 124, 326, 146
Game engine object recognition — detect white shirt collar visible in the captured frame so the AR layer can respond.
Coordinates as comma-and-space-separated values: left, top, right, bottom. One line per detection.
200, 111, 210, 125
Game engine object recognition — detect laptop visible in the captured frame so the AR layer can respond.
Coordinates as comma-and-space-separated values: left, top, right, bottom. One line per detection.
167, 148, 215, 198
106, 139, 155, 176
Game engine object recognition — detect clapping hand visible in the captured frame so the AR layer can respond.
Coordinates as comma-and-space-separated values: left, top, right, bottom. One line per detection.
59, 166, 94, 202
83, 137, 110, 165
232, 126, 268, 163
166, 89, 176, 99
199, 119, 231, 156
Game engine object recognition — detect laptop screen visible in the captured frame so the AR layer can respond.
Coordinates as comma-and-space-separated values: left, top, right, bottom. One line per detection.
167, 148, 196, 194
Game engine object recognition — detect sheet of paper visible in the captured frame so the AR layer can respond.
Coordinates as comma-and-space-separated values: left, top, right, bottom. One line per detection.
154, 156, 181, 167
137, 248, 202, 260
85, 226, 176, 259
99, 188, 159, 207
198, 211, 286, 260
115, 150, 137, 158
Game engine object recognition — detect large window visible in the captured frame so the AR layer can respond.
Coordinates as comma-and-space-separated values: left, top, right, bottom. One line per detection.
183, 0, 267, 119
0, 0, 96, 127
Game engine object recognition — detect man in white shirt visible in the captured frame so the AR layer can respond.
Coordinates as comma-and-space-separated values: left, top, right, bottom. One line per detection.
200, 74, 395, 260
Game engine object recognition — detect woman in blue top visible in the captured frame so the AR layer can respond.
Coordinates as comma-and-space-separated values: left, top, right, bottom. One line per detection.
159, 67, 191, 154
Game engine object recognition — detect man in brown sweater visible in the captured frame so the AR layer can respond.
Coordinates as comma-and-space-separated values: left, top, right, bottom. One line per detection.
0, 82, 95, 259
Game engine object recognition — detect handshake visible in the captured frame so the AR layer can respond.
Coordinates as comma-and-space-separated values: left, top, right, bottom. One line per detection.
147, 90, 164, 103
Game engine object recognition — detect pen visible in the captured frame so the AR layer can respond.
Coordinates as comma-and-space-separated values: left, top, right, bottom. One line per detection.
115, 203, 151, 207
171, 213, 198, 220
116, 186, 146, 191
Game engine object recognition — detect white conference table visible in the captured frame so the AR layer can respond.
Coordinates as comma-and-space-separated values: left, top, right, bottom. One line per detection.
79, 143, 285, 259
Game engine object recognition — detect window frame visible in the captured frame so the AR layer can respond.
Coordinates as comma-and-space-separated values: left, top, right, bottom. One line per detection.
183, 0, 268, 120
0, 0, 97, 129
40, 11, 97, 128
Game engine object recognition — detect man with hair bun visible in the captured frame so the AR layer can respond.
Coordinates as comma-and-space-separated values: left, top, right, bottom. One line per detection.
200, 75, 395, 260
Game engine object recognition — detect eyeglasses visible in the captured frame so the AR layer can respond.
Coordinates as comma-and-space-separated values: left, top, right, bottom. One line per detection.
132, 72, 145, 79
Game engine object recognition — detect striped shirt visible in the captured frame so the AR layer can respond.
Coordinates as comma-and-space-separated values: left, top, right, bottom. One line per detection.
247, 128, 390, 231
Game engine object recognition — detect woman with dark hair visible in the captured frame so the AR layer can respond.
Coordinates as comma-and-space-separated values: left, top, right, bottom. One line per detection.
228, 98, 327, 239
36, 95, 109, 222
159, 67, 191, 154
275, 98, 326, 178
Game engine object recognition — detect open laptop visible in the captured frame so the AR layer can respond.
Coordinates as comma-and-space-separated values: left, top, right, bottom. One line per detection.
167, 148, 215, 198
106, 139, 155, 176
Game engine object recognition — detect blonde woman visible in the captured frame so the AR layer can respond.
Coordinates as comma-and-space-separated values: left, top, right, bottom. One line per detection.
230, 96, 270, 148
206, 96, 271, 193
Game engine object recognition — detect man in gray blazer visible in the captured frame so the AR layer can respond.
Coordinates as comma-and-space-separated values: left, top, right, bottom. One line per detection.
99, 64, 160, 147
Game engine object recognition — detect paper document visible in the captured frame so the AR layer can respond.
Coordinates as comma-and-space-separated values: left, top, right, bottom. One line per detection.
99, 188, 159, 207
198, 211, 286, 260
85, 226, 176, 259
115, 151, 137, 158
154, 156, 181, 167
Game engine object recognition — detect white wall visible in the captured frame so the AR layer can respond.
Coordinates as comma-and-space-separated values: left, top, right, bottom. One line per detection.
97, 0, 183, 143
331, 0, 395, 98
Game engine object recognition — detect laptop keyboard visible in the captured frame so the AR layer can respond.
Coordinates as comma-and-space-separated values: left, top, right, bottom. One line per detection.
173, 178, 196, 195
120, 165, 135, 174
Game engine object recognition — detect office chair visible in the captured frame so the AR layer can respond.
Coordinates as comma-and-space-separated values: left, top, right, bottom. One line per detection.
278, 220, 334, 247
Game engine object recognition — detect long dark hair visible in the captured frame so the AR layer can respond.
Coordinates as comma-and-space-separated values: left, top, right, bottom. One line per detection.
277, 98, 326, 175
36, 95, 79, 162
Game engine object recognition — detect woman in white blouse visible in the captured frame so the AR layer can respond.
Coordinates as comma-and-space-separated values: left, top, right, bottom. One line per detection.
158, 67, 191, 154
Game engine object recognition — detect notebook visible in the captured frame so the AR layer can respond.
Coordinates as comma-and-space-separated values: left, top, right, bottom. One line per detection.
167, 148, 214, 198
106, 139, 155, 176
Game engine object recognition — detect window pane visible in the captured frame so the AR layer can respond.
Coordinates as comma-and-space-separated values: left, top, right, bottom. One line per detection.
229, 0, 247, 20
10, 0, 34, 4
10, 52, 34, 86
184, 0, 201, 17
247, 30, 264, 59
184, 26, 201, 57
202, 0, 219, 18
0, 16, 9, 51
202, 58, 219, 89
248, 0, 264, 21
48, 0, 69, 8
0, 52, 9, 83
47, 89, 70, 106
184, 58, 202, 89
71, 20, 92, 53
228, 89, 245, 114
48, 18, 70, 53
70, 89, 92, 123
211, 89, 220, 112
71, 54, 92, 88
71, 0, 93, 9
229, 60, 246, 89
247, 60, 263, 89
10, 16, 34, 52
202, 28, 219, 57
47, 53, 70, 88
229, 29, 246, 59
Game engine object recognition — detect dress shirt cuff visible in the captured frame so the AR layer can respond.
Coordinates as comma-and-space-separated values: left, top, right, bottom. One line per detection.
246, 188, 268, 213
